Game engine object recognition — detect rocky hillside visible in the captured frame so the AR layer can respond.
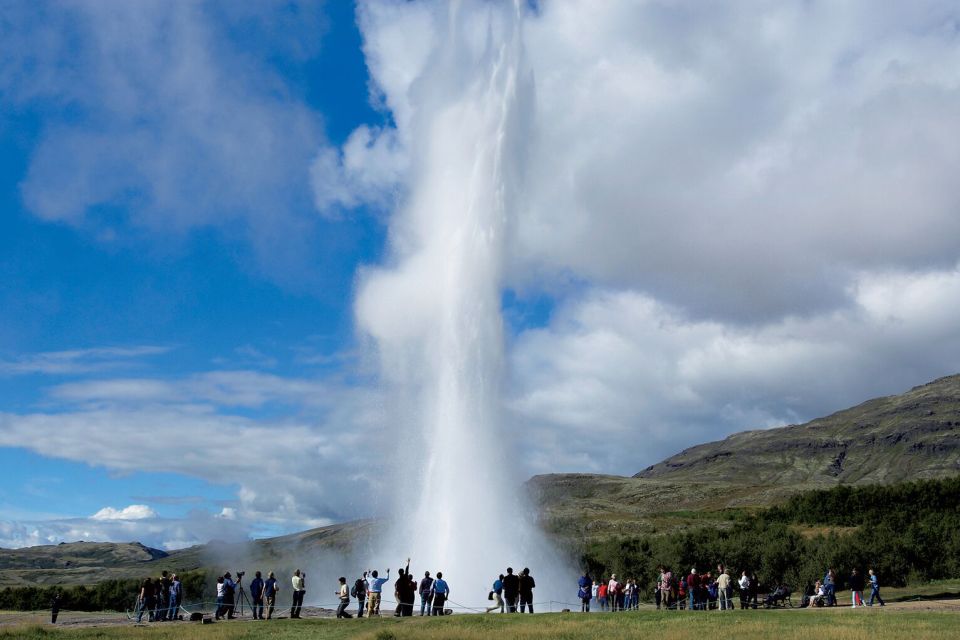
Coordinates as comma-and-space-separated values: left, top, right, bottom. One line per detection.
636, 374, 960, 485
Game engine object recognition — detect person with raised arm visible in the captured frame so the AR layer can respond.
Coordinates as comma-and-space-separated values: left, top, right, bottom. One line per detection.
366, 567, 390, 616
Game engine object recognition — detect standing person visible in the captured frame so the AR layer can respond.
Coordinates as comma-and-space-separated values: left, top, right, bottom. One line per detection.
738, 571, 750, 610
223, 572, 236, 619
394, 559, 411, 616
608, 574, 620, 612
519, 568, 536, 613
849, 569, 865, 608
50, 592, 61, 624
169, 574, 182, 620
591, 580, 599, 610
290, 569, 305, 619
717, 568, 732, 611
867, 569, 886, 607
749, 572, 759, 609
136, 577, 155, 624
660, 567, 673, 610
502, 567, 520, 613
823, 569, 836, 607
686, 569, 698, 611
366, 568, 390, 616
419, 571, 434, 616
353, 574, 367, 618
430, 572, 449, 616
486, 574, 504, 613
264, 572, 279, 620
578, 572, 593, 612
597, 579, 608, 611
249, 571, 265, 620
215, 576, 226, 621
335, 577, 353, 618
157, 572, 170, 621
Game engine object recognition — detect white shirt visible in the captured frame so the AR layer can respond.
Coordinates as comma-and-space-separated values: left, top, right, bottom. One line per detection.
292, 575, 305, 591
739, 575, 750, 590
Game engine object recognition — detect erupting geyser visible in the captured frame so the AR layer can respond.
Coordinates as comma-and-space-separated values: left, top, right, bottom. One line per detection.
355, 1, 567, 605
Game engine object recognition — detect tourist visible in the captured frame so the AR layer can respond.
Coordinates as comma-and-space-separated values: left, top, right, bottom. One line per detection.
336, 576, 353, 618
591, 579, 599, 610
578, 572, 593, 612
394, 559, 413, 616
608, 574, 620, 611
823, 569, 836, 607
431, 571, 450, 616
686, 569, 698, 611
353, 573, 367, 618
223, 572, 236, 619
749, 572, 760, 609
419, 571, 434, 616
597, 578, 608, 611
502, 567, 520, 613
136, 577, 155, 623
407, 569, 417, 615
50, 591, 61, 624
867, 569, 886, 606
519, 568, 536, 613
290, 569, 305, 619
738, 571, 750, 610
157, 572, 169, 621
169, 573, 182, 620
264, 571, 279, 619
486, 574, 505, 613
660, 567, 673, 610
214, 576, 226, 620
250, 571, 265, 620
366, 568, 389, 616
849, 568, 865, 607
717, 568, 732, 611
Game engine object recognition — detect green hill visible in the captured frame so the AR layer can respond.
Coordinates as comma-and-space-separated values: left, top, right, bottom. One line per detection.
636, 374, 960, 485
530, 375, 960, 543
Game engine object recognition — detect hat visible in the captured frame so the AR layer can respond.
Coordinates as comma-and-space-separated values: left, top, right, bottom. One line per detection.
691, 568, 697, 574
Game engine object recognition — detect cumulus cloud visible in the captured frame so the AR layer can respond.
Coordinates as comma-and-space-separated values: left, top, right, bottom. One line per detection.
91, 505, 158, 521
509, 265, 960, 474
0, 362, 386, 546
335, 1, 960, 321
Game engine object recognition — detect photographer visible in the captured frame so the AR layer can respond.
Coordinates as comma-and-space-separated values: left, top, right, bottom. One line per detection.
223, 572, 236, 619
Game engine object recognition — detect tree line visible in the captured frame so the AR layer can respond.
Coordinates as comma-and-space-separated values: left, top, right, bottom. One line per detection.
0, 571, 206, 612
581, 477, 960, 595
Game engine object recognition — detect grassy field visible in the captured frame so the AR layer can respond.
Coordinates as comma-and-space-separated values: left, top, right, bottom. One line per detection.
3, 607, 960, 640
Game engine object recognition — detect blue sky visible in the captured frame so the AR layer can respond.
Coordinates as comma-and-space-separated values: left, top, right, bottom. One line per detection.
2, 0, 960, 550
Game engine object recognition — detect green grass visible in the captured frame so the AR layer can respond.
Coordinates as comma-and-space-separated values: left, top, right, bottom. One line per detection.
4, 608, 960, 640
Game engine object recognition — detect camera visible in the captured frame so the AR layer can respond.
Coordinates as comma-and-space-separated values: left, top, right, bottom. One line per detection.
236, 571, 245, 579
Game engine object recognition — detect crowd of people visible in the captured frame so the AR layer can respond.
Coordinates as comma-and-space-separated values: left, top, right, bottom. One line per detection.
131, 559, 888, 623
134, 571, 183, 623
575, 564, 889, 612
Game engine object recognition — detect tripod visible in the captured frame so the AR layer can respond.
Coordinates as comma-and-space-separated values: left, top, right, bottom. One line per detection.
235, 575, 253, 617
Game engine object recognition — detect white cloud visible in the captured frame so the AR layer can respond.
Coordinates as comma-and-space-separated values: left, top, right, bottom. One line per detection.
1, 1, 331, 279
0, 346, 170, 376
509, 266, 960, 475
91, 505, 158, 521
